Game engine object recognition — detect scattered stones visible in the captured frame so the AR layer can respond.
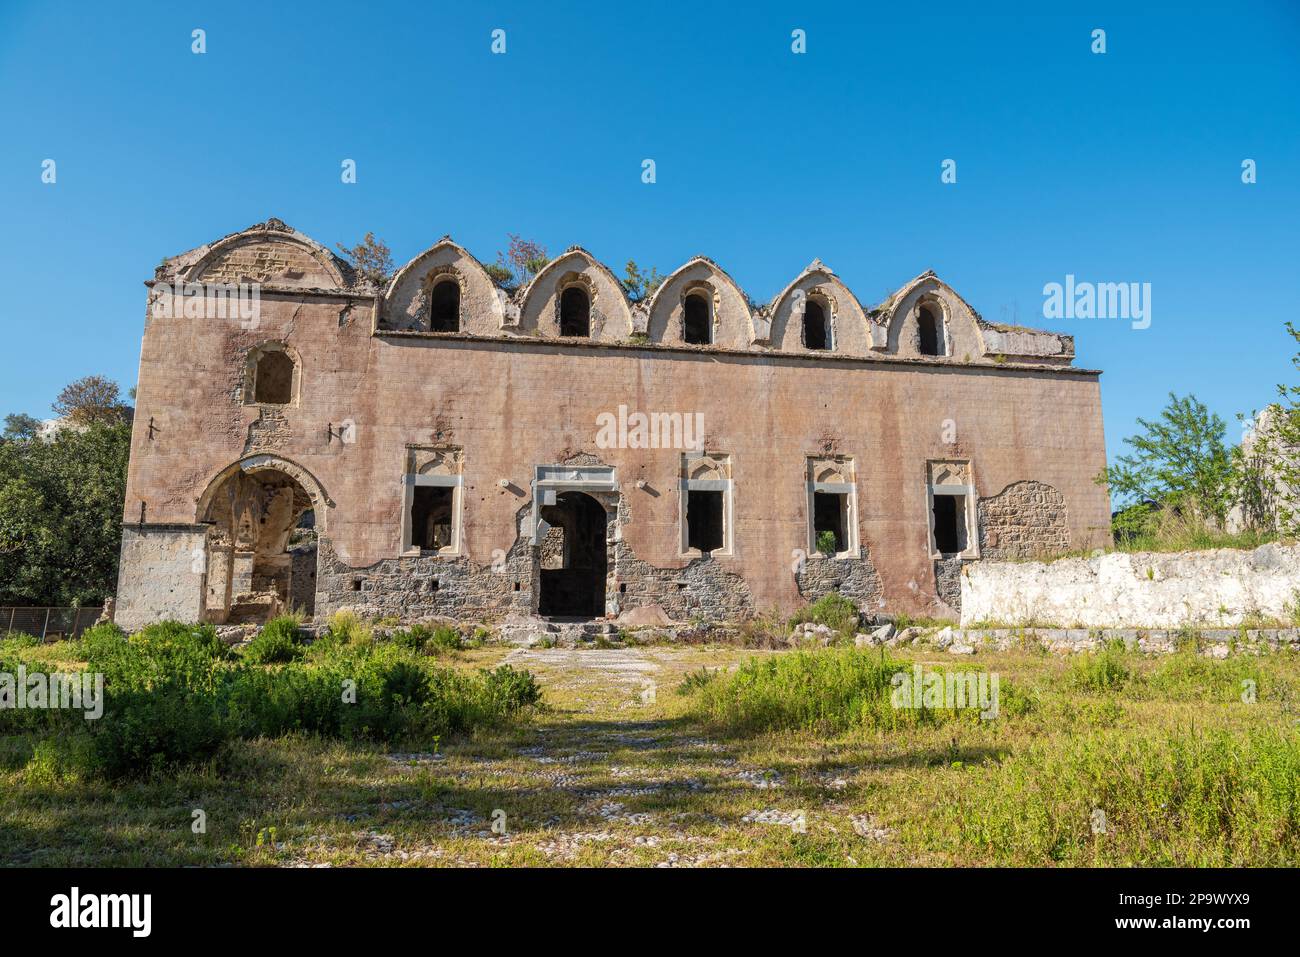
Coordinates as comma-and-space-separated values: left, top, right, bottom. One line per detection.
849, 815, 890, 842
735, 769, 784, 789
742, 809, 804, 827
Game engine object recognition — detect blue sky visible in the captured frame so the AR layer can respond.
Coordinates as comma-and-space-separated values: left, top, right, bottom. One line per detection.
1, 0, 1297, 471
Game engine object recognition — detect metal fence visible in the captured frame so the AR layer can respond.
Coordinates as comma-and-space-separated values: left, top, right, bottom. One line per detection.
0, 607, 100, 642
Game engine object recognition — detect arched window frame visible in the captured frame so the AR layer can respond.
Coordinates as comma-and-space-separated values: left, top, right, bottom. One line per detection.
680, 284, 715, 345
801, 290, 835, 351
557, 278, 594, 337
426, 271, 463, 333
916, 297, 950, 357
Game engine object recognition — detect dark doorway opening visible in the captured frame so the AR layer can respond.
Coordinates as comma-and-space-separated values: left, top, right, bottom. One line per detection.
813, 491, 847, 554
560, 287, 591, 337
683, 293, 711, 344
931, 493, 966, 554
687, 489, 724, 553
429, 280, 460, 332
411, 486, 454, 550
804, 301, 830, 350
538, 491, 607, 617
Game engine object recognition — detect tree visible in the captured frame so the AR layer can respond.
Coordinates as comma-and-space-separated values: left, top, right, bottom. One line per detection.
336, 232, 395, 288
0, 421, 132, 606
3, 413, 42, 440
1099, 392, 1234, 524
620, 260, 666, 302
494, 234, 548, 289
51, 375, 131, 426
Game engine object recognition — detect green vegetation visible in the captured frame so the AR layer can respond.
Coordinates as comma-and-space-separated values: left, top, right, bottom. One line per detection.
0, 418, 131, 606
4, 626, 1297, 867
240, 615, 305, 665
0, 619, 541, 780
684, 647, 1026, 734
788, 592, 860, 638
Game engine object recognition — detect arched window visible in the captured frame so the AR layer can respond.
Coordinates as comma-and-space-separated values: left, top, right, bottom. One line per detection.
804, 300, 831, 350
918, 304, 946, 356
253, 348, 295, 404
429, 279, 460, 333
683, 293, 711, 345
560, 286, 590, 337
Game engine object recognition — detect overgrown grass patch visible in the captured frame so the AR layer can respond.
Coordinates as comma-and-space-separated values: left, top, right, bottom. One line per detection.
1, 619, 542, 780
682, 647, 1026, 735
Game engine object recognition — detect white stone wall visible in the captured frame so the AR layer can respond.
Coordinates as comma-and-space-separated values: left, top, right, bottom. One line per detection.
115, 526, 209, 631
960, 543, 1300, 628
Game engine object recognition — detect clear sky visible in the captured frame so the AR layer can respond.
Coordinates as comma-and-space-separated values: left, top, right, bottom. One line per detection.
1, 0, 1297, 475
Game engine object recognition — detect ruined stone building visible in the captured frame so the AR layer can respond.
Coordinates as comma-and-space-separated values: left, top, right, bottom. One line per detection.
114, 219, 1111, 630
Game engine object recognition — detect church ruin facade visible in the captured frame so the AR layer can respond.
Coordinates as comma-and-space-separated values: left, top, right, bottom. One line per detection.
114, 219, 1111, 630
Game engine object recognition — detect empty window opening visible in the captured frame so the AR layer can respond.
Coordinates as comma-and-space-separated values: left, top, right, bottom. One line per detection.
429, 280, 460, 333
411, 486, 454, 551
686, 489, 724, 554
560, 286, 591, 337
918, 304, 945, 356
352, 579, 363, 592
683, 293, 711, 345
254, 350, 294, 404
932, 494, 967, 554
813, 491, 848, 554
804, 300, 831, 350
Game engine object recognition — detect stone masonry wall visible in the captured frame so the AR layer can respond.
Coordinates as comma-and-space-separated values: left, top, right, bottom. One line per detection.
961, 543, 1300, 628
795, 553, 883, 612
978, 480, 1070, 559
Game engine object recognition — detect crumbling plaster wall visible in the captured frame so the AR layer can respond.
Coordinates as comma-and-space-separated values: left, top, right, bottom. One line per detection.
961, 543, 1300, 629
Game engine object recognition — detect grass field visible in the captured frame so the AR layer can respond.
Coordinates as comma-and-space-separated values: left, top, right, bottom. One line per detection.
2, 634, 1298, 867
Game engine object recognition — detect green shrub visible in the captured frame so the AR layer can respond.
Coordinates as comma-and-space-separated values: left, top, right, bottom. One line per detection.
241, 616, 303, 665
815, 530, 837, 557
1066, 640, 1134, 693
789, 592, 860, 636
389, 623, 463, 655
24, 618, 542, 779
0, 631, 41, 650
676, 666, 719, 696
322, 610, 372, 646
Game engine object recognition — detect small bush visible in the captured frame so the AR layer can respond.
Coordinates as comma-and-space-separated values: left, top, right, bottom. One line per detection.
676, 667, 718, 696
1066, 640, 1134, 693
241, 616, 304, 665
323, 610, 372, 646
789, 593, 860, 636
389, 624, 464, 655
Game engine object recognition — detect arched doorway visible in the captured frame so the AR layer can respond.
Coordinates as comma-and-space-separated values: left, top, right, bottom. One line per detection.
537, 491, 608, 617
199, 461, 321, 624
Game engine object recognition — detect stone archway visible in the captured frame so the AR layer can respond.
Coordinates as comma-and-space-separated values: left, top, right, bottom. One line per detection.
197, 457, 326, 624
537, 491, 608, 618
